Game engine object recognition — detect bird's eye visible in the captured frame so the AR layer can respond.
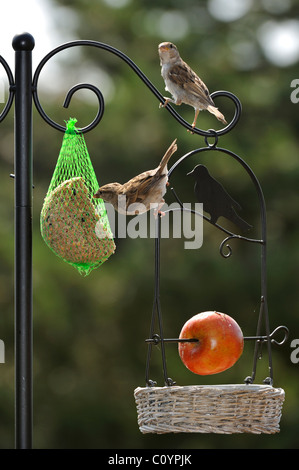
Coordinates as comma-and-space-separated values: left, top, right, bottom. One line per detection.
170, 44, 173, 48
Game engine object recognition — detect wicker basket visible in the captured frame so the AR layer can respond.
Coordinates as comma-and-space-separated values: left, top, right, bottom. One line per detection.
134, 384, 285, 434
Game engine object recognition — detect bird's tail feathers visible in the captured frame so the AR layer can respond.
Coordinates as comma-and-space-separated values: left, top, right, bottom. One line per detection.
158, 139, 178, 173
207, 105, 227, 125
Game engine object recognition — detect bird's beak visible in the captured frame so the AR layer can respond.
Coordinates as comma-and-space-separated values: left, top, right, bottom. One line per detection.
159, 43, 170, 52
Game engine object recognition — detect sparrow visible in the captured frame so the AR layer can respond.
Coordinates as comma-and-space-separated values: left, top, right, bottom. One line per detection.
188, 164, 252, 232
158, 42, 227, 129
93, 139, 177, 215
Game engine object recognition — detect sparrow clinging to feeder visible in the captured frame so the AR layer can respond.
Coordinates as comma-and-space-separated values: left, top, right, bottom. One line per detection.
94, 139, 177, 215
158, 42, 227, 130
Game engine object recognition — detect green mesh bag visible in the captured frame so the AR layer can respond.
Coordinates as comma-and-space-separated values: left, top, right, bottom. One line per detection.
40, 118, 116, 276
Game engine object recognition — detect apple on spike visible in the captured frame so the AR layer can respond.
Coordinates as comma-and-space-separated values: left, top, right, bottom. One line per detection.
178, 311, 244, 375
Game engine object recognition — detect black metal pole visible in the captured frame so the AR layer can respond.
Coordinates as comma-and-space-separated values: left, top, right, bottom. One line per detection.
12, 32, 35, 449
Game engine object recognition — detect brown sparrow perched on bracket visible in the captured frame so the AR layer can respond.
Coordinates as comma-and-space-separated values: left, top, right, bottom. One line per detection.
94, 139, 177, 215
158, 42, 227, 130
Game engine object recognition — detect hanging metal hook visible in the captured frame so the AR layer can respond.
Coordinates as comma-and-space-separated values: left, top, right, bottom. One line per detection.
32, 80, 105, 134
62, 83, 105, 133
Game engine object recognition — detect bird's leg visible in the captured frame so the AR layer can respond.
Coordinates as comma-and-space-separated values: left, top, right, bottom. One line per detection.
153, 209, 166, 217
187, 109, 199, 134
159, 97, 176, 108
192, 109, 199, 128
157, 210, 166, 217
153, 201, 166, 218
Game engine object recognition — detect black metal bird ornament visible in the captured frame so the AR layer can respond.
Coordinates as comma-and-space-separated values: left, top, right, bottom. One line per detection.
187, 164, 252, 232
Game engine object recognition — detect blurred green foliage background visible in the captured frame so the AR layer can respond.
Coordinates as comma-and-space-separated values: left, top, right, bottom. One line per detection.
0, 0, 299, 449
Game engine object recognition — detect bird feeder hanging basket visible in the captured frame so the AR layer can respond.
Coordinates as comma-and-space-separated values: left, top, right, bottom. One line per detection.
40, 118, 115, 276
134, 384, 285, 434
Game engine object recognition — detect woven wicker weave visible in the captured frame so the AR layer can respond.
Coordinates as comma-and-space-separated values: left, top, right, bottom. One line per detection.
134, 384, 285, 434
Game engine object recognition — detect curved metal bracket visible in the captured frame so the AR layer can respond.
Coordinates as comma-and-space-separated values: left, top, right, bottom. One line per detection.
0, 55, 15, 123
31, 40, 240, 136
1, 38, 243, 137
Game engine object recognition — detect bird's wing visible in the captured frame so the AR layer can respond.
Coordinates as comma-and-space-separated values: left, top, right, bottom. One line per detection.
168, 62, 215, 107
123, 171, 158, 206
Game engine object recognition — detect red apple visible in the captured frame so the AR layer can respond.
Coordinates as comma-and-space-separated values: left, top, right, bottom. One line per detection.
178, 311, 244, 375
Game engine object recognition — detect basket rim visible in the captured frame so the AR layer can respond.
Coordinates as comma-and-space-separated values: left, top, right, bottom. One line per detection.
134, 383, 284, 393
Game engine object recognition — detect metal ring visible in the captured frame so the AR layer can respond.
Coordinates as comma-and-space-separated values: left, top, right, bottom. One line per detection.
204, 129, 218, 148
